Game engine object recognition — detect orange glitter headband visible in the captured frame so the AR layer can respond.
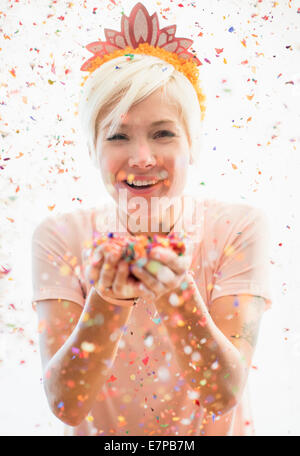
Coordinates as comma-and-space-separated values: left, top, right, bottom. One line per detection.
80, 2, 206, 121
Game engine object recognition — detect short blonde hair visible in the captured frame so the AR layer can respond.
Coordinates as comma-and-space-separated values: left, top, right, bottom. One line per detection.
78, 53, 205, 167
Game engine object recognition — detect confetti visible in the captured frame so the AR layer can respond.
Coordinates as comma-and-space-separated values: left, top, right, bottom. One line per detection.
142, 356, 149, 366
169, 292, 181, 307
81, 341, 96, 353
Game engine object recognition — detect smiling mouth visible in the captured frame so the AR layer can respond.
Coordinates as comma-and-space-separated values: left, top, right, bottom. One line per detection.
123, 180, 162, 189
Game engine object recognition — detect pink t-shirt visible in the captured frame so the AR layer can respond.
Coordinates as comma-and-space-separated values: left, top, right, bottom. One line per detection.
31, 196, 272, 436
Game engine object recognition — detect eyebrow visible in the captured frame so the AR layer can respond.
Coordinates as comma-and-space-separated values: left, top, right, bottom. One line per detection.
118, 120, 176, 129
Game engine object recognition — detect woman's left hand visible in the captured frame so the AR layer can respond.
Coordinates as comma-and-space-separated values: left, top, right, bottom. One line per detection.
130, 245, 192, 300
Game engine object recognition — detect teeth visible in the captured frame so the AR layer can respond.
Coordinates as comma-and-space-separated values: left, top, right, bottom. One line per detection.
125, 172, 168, 186
127, 179, 159, 186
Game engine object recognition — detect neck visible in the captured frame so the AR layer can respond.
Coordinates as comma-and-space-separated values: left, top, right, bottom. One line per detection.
118, 196, 184, 237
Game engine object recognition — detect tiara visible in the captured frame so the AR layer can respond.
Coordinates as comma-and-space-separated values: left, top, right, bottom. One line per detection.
80, 2, 206, 120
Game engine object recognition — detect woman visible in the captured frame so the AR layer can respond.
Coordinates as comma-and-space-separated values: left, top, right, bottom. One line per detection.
31, 3, 272, 436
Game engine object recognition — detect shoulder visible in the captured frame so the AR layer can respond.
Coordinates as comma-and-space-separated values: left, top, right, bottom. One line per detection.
199, 198, 269, 259
203, 198, 267, 232
203, 197, 262, 219
31, 206, 104, 244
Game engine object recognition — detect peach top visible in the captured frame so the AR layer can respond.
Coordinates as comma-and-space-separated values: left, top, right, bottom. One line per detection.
31, 196, 272, 436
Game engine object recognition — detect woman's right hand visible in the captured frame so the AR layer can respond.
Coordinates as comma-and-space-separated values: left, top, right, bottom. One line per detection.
83, 240, 155, 301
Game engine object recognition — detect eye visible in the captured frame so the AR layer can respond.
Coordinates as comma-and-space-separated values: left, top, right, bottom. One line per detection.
106, 134, 127, 141
154, 130, 175, 138
106, 131, 175, 141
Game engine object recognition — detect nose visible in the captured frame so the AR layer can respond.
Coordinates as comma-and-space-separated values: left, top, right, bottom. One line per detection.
128, 143, 156, 169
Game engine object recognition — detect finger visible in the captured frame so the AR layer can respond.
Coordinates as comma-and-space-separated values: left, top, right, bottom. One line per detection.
84, 263, 100, 286
98, 247, 123, 289
172, 255, 192, 274
149, 246, 191, 275
113, 260, 155, 299
130, 264, 166, 298
112, 260, 131, 298
145, 260, 176, 286
84, 243, 110, 268
90, 247, 104, 267
92, 242, 121, 262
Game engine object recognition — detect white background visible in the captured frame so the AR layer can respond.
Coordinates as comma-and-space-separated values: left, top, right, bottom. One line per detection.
0, 0, 299, 435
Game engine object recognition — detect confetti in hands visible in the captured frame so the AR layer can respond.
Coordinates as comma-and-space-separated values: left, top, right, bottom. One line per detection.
130, 242, 192, 301
83, 232, 190, 301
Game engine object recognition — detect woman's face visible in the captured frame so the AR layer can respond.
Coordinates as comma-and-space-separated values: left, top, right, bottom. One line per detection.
95, 89, 192, 227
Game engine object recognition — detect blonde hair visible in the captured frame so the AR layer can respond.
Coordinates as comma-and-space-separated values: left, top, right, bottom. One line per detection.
78, 53, 205, 168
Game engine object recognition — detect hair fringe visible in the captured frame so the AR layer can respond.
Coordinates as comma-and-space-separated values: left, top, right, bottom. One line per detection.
78, 53, 205, 168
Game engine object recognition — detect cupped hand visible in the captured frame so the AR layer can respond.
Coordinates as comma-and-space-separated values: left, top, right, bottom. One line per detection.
129, 245, 192, 300
83, 240, 155, 301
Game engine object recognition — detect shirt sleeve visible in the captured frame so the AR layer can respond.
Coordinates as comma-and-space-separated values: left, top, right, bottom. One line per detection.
31, 214, 86, 308
210, 204, 273, 311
